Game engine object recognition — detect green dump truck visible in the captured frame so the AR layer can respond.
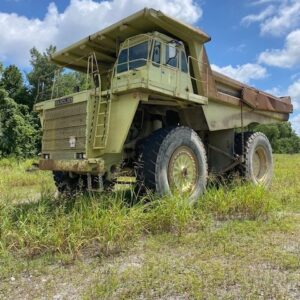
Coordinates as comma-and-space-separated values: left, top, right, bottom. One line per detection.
34, 8, 293, 200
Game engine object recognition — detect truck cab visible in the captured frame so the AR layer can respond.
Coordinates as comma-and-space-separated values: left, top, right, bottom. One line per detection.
85, 31, 208, 103
111, 32, 203, 103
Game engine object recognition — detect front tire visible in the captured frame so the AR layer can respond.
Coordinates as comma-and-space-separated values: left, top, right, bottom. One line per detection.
137, 127, 208, 202
53, 171, 87, 197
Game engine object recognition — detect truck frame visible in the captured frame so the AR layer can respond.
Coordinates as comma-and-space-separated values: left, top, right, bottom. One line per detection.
34, 8, 293, 200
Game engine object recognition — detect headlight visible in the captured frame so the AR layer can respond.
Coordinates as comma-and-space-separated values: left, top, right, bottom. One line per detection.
43, 153, 50, 159
76, 153, 86, 159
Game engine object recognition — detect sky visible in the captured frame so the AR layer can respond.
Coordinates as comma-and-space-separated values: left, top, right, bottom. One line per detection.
0, 0, 300, 134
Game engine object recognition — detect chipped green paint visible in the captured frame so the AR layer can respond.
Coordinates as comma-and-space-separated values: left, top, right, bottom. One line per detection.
39, 158, 105, 174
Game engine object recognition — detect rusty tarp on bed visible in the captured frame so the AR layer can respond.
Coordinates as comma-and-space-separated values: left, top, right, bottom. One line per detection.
242, 87, 292, 114
211, 70, 293, 114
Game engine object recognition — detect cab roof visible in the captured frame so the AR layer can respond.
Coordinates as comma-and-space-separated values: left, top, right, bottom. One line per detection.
51, 8, 211, 73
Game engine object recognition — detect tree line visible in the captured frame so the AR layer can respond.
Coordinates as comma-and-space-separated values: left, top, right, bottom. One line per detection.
251, 123, 300, 154
0, 46, 86, 158
0, 46, 299, 158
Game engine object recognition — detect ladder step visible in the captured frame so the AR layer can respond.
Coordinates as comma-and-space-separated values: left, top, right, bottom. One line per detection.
92, 101, 111, 150
116, 176, 136, 183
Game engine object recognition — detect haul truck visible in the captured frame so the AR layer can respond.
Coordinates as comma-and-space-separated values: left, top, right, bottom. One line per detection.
34, 8, 293, 201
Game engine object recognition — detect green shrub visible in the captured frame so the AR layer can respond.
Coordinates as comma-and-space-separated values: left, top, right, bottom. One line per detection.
0, 89, 39, 158
252, 122, 300, 153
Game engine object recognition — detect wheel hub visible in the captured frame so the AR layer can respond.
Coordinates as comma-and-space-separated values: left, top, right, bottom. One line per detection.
253, 146, 268, 181
168, 146, 198, 194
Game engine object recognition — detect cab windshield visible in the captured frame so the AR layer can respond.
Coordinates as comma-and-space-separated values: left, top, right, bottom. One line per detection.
116, 41, 148, 73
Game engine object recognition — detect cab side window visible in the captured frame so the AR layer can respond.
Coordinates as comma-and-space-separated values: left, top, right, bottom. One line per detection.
181, 51, 188, 73
166, 44, 178, 68
117, 48, 128, 73
152, 41, 161, 64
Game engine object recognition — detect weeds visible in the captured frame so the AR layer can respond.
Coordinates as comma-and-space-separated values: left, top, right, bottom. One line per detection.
0, 183, 277, 266
0, 155, 299, 281
199, 184, 278, 220
86, 213, 300, 300
0, 158, 55, 202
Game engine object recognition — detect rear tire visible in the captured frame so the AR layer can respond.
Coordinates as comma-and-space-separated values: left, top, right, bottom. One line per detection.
137, 127, 208, 202
236, 132, 273, 187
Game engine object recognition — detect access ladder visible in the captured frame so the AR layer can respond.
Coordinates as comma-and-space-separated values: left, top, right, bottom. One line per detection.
87, 53, 111, 150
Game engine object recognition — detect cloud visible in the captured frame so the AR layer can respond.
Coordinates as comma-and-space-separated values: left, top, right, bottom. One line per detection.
287, 79, 300, 110
266, 78, 300, 110
265, 81, 300, 134
290, 113, 300, 135
291, 73, 300, 81
261, 0, 300, 36
258, 29, 300, 68
0, 5, 58, 66
242, 0, 300, 36
250, 0, 279, 6
265, 86, 283, 97
228, 43, 246, 53
0, 0, 202, 67
241, 5, 275, 26
211, 63, 268, 84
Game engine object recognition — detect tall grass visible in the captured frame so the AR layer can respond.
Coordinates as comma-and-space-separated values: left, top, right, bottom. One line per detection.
199, 184, 277, 220
1, 155, 298, 278
0, 185, 277, 266
0, 157, 55, 202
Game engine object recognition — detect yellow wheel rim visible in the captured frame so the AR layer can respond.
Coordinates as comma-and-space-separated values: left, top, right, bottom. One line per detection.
253, 146, 268, 182
168, 146, 198, 194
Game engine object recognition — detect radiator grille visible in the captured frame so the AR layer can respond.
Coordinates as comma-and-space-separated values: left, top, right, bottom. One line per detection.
42, 101, 87, 159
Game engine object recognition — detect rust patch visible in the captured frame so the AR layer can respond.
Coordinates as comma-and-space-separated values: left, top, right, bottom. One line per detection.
242, 87, 293, 114
39, 159, 105, 174
204, 54, 293, 114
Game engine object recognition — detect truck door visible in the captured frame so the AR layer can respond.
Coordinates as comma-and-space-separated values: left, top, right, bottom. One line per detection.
179, 51, 191, 95
161, 42, 178, 94
150, 40, 163, 85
